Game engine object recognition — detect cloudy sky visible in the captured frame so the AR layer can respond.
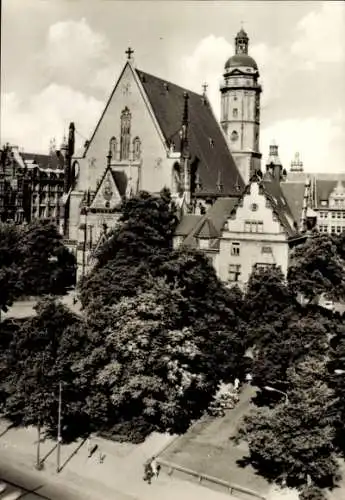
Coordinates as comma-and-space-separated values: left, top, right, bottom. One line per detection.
1, 0, 345, 173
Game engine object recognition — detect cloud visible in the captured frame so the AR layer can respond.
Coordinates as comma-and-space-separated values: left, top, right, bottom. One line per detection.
179, 35, 232, 120
1, 85, 104, 153
39, 18, 112, 92
291, 2, 345, 67
261, 112, 345, 173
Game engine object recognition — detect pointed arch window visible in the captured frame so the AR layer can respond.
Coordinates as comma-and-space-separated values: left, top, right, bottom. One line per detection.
132, 136, 141, 160
109, 137, 117, 160
172, 162, 182, 194
120, 107, 131, 161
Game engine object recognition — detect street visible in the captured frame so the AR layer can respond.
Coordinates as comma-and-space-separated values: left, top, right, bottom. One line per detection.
0, 422, 236, 500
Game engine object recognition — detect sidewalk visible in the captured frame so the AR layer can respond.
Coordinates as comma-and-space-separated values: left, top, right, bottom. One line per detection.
0, 420, 236, 500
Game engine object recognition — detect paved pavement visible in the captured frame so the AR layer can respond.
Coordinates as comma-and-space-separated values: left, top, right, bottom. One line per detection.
0, 420, 236, 500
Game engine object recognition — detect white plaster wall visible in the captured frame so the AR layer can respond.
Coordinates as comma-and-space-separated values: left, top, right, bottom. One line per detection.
218, 181, 289, 285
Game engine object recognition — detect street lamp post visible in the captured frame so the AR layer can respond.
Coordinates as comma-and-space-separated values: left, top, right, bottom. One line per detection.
56, 382, 62, 473
263, 385, 289, 404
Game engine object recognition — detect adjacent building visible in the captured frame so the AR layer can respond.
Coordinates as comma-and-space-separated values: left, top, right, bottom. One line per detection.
0, 142, 66, 225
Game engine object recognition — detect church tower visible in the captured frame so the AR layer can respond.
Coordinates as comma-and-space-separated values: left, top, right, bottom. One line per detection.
220, 28, 262, 184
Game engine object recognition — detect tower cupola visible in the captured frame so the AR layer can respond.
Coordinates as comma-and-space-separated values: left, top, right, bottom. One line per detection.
235, 28, 249, 55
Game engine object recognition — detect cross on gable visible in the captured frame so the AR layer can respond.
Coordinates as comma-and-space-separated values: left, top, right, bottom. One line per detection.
125, 47, 134, 60
202, 82, 208, 94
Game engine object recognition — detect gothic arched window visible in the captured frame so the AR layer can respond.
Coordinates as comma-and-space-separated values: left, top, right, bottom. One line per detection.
172, 162, 182, 194
120, 107, 131, 161
109, 137, 117, 160
132, 137, 141, 160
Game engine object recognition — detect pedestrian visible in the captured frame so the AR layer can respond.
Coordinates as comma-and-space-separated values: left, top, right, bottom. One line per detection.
151, 456, 159, 478
234, 377, 240, 391
245, 373, 252, 384
143, 459, 154, 485
99, 451, 106, 464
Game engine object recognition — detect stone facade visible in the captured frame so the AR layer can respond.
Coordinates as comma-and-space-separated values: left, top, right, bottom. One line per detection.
0, 144, 65, 225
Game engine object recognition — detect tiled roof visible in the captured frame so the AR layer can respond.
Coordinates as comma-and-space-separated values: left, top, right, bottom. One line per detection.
281, 182, 306, 225
175, 214, 202, 236
179, 196, 238, 248
136, 69, 244, 196
21, 152, 65, 171
315, 180, 340, 205
262, 177, 299, 238
197, 218, 219, 238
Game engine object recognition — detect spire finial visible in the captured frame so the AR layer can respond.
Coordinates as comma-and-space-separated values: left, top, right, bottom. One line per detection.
125, 47, 134, 60
202, 82, 208, 95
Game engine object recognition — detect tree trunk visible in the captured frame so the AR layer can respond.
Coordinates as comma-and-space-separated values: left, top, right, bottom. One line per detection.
36, 421, 41, 469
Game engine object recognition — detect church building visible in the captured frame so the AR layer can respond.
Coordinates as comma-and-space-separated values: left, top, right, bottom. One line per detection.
63, 29, 308, 283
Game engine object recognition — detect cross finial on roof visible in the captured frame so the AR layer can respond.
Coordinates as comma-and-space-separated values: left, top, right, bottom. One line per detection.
125, 47, 134, 60
202, 82, 208, 95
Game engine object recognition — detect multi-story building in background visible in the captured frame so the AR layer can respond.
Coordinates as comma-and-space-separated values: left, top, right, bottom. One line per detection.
0, 141, 67, 225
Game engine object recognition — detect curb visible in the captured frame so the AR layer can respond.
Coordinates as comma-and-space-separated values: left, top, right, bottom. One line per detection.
157, 458, 266, 500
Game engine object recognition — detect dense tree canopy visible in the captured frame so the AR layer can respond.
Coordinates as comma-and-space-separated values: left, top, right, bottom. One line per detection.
79, 189, 178, 307
0, 220, 76, 312
2, 298, 86, 440
20, 219, 76, 296
288, 234, 345, 303
238, 358, 339, 490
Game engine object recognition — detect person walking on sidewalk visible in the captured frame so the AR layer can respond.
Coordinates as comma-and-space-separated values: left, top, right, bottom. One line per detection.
151, 456, 160, 478
143, 459, 154, 484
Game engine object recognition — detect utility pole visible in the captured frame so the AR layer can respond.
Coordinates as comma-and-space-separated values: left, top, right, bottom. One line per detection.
56, 382, 62, 473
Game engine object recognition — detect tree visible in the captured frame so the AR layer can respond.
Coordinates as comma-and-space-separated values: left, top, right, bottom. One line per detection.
20, 220, 76, 296
2, 298, 86, 453
327, 315, 345, 453
79, 189, 178, 308
288, 234, 345, 304
243, 266, 297, 349
237, 358, 340, 490
75, 275, 241, 441
0, 223, 23, 314
251, 308, 332, 398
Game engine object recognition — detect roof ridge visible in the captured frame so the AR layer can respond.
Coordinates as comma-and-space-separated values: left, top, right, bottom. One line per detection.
135, 68, 203, 99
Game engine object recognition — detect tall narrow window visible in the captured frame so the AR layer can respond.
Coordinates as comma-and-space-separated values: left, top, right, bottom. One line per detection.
109, 137, 117, 160
132, 137, 141, 160
172, 162, 182, 194
120, 107, 131, 160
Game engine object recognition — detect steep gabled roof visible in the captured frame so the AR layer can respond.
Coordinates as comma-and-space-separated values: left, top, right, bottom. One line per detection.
263, 178, 299, 237
229, 174, 299, 238
136, 69, 244, 196
177, 196, 239, 248
281, 182, 306, 224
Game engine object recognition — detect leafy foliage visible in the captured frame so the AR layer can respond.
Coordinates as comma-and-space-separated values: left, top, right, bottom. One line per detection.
237, 358, 340, 489
288, 234, 345, 303
0, 221, 76, 312
75, 276, 241, 439
20, 219, 76, 296
2, 298, 88, 441
79, 189, 178, 307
